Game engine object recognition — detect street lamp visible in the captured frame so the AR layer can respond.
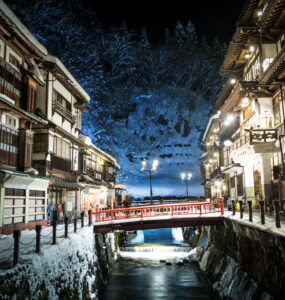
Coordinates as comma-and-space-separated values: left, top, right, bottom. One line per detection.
141, 158, 159, 204
181, 172, 192, 200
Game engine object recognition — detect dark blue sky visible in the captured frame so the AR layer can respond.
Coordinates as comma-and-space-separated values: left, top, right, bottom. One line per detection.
83, 0, 246, 43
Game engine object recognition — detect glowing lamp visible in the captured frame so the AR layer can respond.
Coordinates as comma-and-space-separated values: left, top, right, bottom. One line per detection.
249, 46, 255, 52
230, 78, 236, 84
224, 140, 233, 147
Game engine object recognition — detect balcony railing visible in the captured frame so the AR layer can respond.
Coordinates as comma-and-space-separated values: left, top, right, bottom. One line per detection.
51, 154, 71, 173
52, 100, 75, 124
249, 128, 277, 144
209, 167, 222, 180
87, 168, 102, 181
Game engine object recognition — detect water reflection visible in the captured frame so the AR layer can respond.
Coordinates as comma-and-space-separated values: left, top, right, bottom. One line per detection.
100, 228, 216, 300
99, 256, 216, 300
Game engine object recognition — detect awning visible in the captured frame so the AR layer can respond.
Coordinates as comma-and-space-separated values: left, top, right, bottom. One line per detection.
115, 184, 127, 190
49, 181, 85, 190
221, 163, 244, 174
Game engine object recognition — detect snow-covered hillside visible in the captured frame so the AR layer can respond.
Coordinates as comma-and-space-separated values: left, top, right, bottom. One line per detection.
9, 0, 226, 196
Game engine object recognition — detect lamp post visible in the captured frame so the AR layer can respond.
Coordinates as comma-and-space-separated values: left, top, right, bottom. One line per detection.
141, 158, 159, 205
181, 172, 192, 200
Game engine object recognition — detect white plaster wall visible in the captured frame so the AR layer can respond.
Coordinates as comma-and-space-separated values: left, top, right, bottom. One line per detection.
0, 39, 4, 58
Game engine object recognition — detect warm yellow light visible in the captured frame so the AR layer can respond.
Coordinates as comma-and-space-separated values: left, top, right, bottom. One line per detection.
214, 153, 218, 157
242, 97, 249, 103
245, 54, 250, 59
230, 78, 236, 84
249, 46, 255, 52
209, 159, 213, 163
257, 11, 263, 16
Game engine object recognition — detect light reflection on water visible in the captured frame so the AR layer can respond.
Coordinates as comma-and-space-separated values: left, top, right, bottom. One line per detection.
128, 228, 187, 245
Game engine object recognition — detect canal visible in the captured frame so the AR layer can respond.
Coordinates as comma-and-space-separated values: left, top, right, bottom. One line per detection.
99, 228, 217, 299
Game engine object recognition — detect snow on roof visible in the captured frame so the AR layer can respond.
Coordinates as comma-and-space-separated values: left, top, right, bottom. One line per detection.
45, 55, 90, 103
202, 113, 220, 143
0, 0, 47, 56
79, 134, 120, 169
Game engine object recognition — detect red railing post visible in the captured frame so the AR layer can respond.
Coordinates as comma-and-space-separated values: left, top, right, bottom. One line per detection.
221, 200, 224, 215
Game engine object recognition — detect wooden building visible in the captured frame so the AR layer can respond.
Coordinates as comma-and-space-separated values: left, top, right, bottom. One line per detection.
0, 1, 50, 233
79, 134, 120, 210
32, 55, 90, 217
201, 0, 285, 209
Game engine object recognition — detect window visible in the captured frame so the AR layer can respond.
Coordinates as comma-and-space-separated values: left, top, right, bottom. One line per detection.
273, 94, 281, 126
9, 54, 20, 69
53, 136, 71, 159
3, 188, 25, 225
0, 124, 18, 153
5, 115, 16, 127
0, 58, 22, 102
29, 190, 45, 221
52, 89, 71, 112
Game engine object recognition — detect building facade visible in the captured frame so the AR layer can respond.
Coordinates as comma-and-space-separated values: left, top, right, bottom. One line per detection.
0, 1, 50, 233
201, 0, 285, 210
32, 55, 90, 217
79, 134, 120, 210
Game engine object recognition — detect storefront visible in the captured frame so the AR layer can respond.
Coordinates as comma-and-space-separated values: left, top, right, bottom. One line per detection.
80, 186, 107, 211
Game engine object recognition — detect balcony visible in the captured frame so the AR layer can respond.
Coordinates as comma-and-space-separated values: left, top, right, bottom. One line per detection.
87, 167, 102, 181
52, 100, 75, 124
249, 128, 277, 144
209, 167, 222, 180
51, 154, 71, 173
0, 124, 18, 167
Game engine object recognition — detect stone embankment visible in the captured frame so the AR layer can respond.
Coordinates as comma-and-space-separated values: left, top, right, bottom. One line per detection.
186, 217, 285, 299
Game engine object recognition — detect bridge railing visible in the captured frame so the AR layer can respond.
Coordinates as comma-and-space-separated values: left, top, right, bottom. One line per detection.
91, 200, 224, 223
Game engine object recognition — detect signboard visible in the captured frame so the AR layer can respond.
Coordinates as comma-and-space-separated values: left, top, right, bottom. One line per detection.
67, 201, 72, 212
73, 148, 78, 171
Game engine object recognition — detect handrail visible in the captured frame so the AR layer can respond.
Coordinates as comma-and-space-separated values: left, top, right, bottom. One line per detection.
91, 200, 224, 223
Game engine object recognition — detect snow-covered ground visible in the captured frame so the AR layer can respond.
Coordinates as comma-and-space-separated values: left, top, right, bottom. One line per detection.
223, 210, 285, 238
0, 219, 110, 299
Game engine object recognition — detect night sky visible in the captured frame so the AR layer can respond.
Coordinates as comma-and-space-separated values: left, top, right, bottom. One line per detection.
83, 0, 246, 43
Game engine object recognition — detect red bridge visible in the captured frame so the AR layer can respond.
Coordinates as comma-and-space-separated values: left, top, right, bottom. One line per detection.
92, 201, 224, 233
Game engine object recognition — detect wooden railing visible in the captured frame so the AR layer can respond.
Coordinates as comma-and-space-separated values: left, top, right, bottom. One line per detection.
52, 100, 75, 124
91, 201, 224, 223
249, 128, 277, 144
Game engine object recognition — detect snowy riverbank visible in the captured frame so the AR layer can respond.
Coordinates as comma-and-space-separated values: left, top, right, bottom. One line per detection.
0, 226, 118, 299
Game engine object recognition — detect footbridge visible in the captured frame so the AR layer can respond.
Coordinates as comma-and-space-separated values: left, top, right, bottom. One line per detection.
92, 201, 224, 233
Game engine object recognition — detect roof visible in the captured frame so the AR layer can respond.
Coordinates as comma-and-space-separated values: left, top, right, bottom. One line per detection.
202, 114, 220, 142
44, 55, 90, 103
0, 0, 47, 56
0, 168, 50, 180
79, 134, 120, 169
0, 93, 48, 124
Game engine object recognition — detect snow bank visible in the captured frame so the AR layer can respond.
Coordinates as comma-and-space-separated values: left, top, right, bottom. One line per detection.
0, 226, 117, 299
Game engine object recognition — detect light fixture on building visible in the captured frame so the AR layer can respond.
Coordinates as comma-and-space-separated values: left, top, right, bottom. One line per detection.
230, 78, 236, 84
217, 110, 221, 115
249, 45, 255, 52
224, 114, 235, 126
209, 159, 213, 163
245, 54, 250, 59
224, 140, 233, 147
213, 128, 218, 133
242, 96, 249, 103
241, 103, 247, 108
257, 10, 263, 16
214, 152, 218, 157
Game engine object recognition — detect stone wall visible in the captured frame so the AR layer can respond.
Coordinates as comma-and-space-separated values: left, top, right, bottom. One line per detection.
198, 219, 285, 299
0, 227, 120, 299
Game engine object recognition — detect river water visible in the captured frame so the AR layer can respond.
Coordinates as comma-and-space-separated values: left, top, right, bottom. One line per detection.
99, 228, 217, 300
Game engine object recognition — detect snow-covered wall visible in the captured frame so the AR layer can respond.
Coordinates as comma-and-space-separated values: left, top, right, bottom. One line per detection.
0, 227, 119, 299
197, 220, 285, 299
